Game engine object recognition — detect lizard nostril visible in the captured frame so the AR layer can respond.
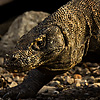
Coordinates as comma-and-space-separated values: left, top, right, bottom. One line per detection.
11, 57, 17, 62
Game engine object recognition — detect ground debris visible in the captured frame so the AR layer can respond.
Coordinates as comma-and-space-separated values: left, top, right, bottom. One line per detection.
1, 62, 100, 100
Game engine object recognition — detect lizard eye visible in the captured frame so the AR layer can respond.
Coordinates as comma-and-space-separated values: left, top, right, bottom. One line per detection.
31, 36, 46, 50
37, 40, 44, 47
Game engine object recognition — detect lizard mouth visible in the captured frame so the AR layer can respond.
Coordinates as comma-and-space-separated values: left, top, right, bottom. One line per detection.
4, 59, 34, 73
3, 57, 41, 73
3, 63, 37, 73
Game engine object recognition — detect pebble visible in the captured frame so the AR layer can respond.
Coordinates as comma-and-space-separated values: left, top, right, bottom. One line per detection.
14, 76, 20, 82
86, 62, 99, 67
5, 77, 12, 83
84, 76, 95, 84
38, 86, 56, 94
49, 81, 60, 86
94, 77, 100, 83
53, 76, 65, 84
81, 80, 88, 86
74, 74, 82, 80
93, 70, 100, 76
93, 83, 100, 87
65, 76, 74, 85
53, 90, 59, 94
17, 77, 24, 84
0, 76, 7, 88
75, 79, 81, 87
9, 81, 18, 88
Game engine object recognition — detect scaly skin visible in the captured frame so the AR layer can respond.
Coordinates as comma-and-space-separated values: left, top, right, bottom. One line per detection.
0, 69, 54, 99
0, 0, 100, 99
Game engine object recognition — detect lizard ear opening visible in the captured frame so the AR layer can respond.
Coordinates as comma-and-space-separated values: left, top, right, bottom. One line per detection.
52, 24, 69, 46
62, 34, 68, 46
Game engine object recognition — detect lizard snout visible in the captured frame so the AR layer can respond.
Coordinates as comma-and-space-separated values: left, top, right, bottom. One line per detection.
5, 54, 18, 64
3, 53, 23, 72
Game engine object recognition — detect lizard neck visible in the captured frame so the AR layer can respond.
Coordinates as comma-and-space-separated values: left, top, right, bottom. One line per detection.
36, 0, 99, 71
46, 0, 95, 69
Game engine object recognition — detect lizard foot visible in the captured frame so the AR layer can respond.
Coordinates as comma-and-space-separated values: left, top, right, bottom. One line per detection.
0, 84, 36, 100
0, 69, 54, 99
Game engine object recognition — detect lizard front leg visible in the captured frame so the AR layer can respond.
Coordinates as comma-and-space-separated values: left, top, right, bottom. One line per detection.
0, 69, 54, 99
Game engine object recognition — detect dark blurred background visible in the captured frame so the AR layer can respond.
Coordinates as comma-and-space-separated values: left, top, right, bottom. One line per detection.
0, 0, 70, 23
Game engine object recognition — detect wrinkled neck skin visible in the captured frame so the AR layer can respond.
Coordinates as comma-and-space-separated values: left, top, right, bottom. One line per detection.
41, 0, 96, 71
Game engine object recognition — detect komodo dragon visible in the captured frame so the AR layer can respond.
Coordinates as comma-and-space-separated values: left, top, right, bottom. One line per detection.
0, 0, 100, 99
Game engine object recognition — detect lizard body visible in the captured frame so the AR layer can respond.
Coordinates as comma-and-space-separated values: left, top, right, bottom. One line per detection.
0, 0, 100, 99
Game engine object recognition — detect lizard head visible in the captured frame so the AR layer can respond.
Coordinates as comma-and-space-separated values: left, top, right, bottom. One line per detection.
4, 25, 69, 73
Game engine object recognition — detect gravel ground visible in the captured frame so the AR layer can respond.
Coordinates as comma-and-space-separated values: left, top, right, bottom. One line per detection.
0, 62, 100, 100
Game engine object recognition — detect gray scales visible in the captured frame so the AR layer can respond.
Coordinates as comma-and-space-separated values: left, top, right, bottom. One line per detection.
0, 0, 100, 99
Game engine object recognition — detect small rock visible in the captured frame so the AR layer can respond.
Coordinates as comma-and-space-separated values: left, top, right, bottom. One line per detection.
93, 83, 100, 86
74, 74, 82, 87
9, 81, 18, 88
95, 77, 100, 83
85, 62, 99, 67
81, 80, 88, 86
53, 90, 59, 94
3, 73, 13, 78
84, 76, 95, 84
65, 76, 74, 85
38, 86, 56, 94
93, 69, 100, 76
13, 76, 20, 82
74, 74, 82, 80
0, 76, 7, 88
5, 77, 12, 83
49, 81, 60, 86
53, 76, 65, 84
75, 79, 81, 87
17, 77, 24, 84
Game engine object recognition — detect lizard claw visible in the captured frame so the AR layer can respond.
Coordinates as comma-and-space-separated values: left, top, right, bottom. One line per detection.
2, 88, 20, 100
16, 90, 26, 99
16, 92, 21, 100
0, 85, 36, 99
3, 92, 10, 99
